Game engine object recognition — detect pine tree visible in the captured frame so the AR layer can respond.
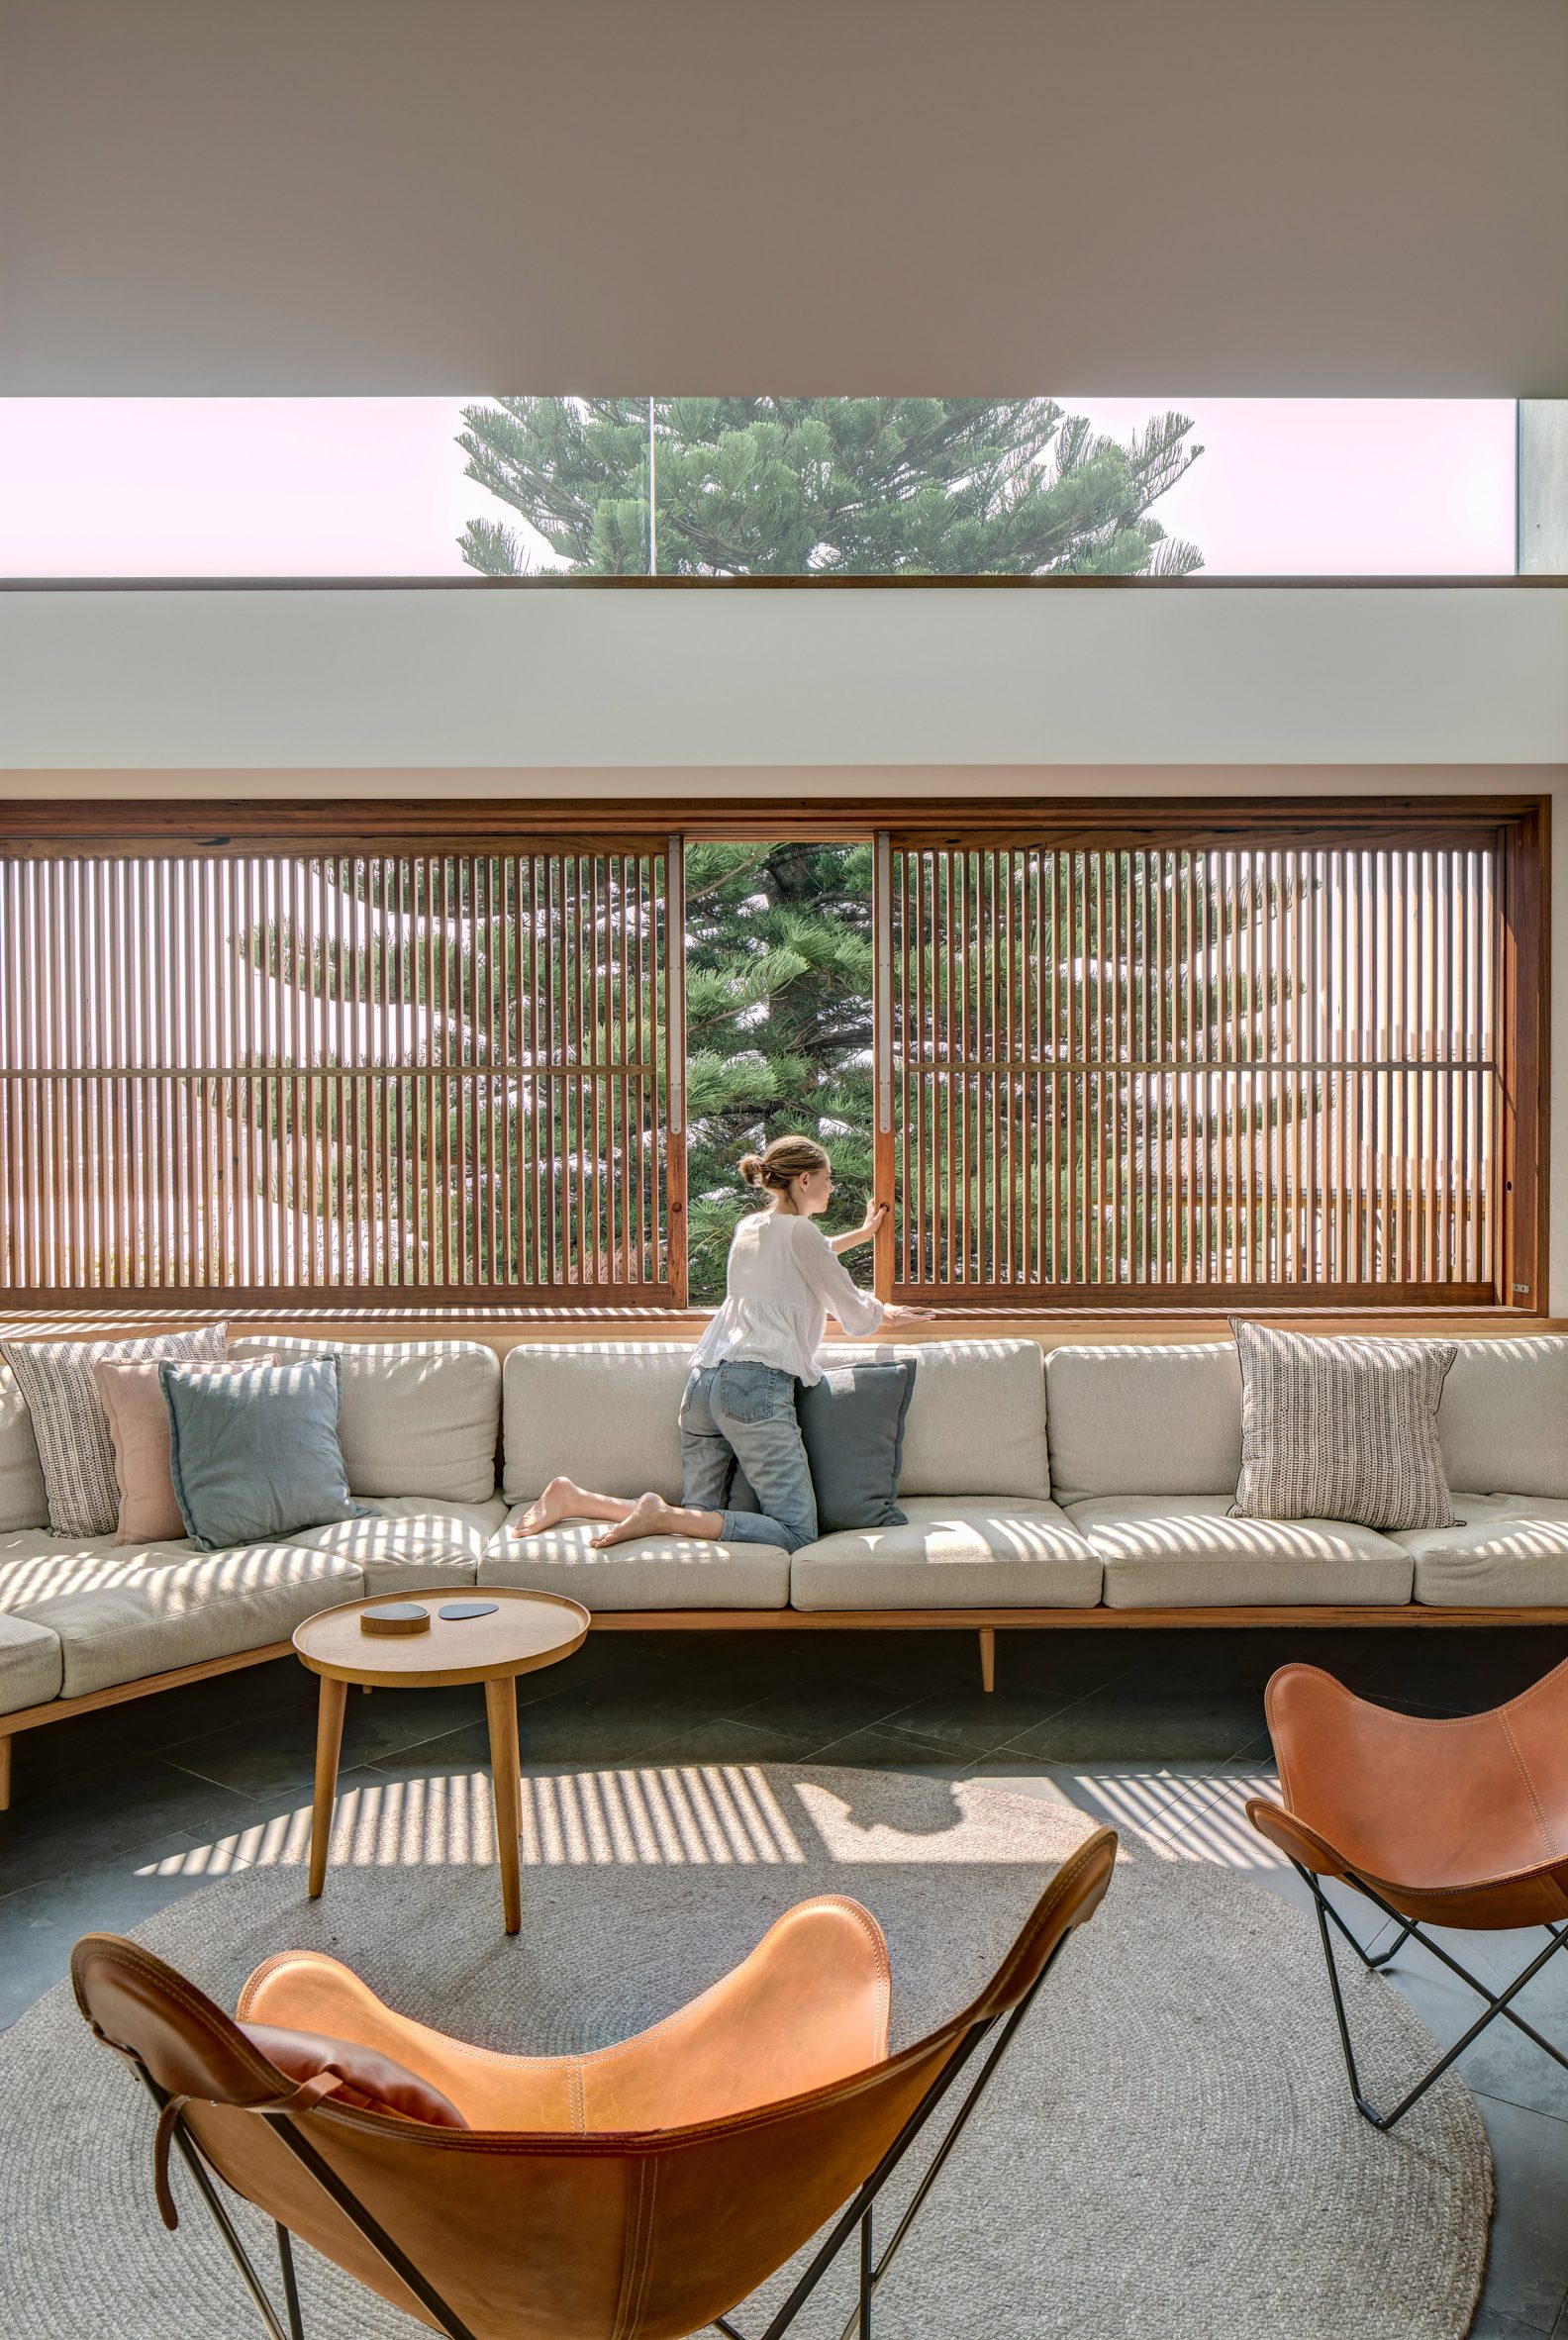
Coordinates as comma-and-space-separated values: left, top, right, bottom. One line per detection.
452, 398, 1205, 1299
457, 398, 1203, 577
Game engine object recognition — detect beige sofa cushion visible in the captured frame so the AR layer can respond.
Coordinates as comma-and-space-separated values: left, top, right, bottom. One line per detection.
825, 1341, 1048, 1498
232, 1335, 500, 1504
294, 1498, 509, 1596
0, 1529, 363, 1698
503, 1344, 690, 1506
0, 1611, 63, 1716
1436, 1339, 1568, 1499
483, 1509, 788, 1610
1045, 1345, 1242, 1504
789, 1498, 1100, 1611
1390, 1492, 1568, 1607
0, 1361, 48, 1533
1064, 1494, 1413, 1608
503, 1338, 1050, 1509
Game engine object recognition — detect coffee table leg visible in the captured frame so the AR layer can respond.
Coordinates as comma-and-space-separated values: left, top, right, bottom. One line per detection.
309, 1676, 348, 1900
484, 1676, 523, 1935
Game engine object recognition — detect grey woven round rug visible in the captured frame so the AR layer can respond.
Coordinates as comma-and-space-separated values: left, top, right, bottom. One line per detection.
0, 1763, 1490, 2339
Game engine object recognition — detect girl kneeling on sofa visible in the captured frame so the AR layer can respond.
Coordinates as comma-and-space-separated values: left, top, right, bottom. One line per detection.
511, 1135, 931, 1553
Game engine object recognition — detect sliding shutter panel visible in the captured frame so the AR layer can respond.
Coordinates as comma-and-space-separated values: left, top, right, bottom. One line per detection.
0, 843, 683, 1306
886, 821, 1516, 1305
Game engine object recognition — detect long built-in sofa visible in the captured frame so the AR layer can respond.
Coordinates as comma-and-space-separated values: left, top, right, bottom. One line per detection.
4, 1328, 1568, 1806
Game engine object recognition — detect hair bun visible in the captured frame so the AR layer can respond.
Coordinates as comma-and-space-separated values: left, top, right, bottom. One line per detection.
737, 1153, 764, 1188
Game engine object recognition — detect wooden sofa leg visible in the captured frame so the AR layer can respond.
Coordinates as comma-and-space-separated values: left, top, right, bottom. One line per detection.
0, 1734, 11, 1811
978, 1627, 996, 1695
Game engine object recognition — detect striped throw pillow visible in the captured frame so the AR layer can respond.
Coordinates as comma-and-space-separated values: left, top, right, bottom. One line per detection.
1228, 1319, 1459, 1532
0, 1327, 228, 1539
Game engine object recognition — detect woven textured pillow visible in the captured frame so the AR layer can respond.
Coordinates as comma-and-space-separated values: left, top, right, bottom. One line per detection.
94, 1353, 275, 1544
1228, 1318, 1459, 1532
0, 1326, 228, 1538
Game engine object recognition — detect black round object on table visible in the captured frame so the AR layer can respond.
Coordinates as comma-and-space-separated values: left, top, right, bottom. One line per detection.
358, 1603, 432, 1637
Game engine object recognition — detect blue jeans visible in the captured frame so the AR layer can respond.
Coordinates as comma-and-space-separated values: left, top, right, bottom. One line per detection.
679, 1361, 818, 1554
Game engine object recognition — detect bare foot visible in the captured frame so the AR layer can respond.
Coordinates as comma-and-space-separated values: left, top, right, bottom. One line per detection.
512, 1476, 587, 1536
590, 1491, 673, 1549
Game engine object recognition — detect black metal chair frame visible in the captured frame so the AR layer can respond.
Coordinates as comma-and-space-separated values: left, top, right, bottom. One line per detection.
1293, 1857, 1568, 2132
124, 1935, 1068, 2340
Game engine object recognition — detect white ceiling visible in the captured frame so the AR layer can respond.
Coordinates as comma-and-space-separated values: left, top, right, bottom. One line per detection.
3, 0, 1565, 395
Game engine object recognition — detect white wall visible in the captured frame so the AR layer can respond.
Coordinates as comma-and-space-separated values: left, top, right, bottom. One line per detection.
0, 586, 1565, 774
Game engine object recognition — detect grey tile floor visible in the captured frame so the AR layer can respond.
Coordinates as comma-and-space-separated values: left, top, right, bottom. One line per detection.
6, 1621, 1568, 2334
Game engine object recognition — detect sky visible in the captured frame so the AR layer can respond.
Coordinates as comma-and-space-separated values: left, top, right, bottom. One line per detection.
0, 398, 1518, 576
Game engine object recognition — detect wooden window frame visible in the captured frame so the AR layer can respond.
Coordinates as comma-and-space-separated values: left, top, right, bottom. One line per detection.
0, 794, 1549, 1322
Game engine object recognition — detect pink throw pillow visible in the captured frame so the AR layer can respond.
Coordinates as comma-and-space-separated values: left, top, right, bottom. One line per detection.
93, 1354, 273, 1544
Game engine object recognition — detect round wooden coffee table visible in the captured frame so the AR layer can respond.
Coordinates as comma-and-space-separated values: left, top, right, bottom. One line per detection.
293, 1588, 590, 1934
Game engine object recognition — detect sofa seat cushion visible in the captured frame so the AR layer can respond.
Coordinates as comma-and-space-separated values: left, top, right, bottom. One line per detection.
482, 1511, 789, 1611
0, 1530, 363, 1698
788, 1498, 1101, 1612
293, 1499, 508, 1595
1064, 1496, 1413, 1608
0, 1611, 63, 1716
1389, 1493, 1568, 1608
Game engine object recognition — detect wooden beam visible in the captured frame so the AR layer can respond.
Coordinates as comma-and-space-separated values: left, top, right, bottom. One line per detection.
0, 794, 1543, 858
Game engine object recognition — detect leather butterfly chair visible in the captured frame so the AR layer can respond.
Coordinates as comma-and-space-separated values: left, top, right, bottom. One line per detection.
72, 1826, 1116, 2340
1248, 1659, 1568, 2130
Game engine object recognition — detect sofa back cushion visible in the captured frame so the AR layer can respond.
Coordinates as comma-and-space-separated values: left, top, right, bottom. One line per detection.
504, 1344, 690, 1504
504, 1336, 1050, 1505
1046, 1344, 1243, 1504
1437, 1335, 1568, 1497
828, 1339, 1048, 1498
231, 1335, 500, 1504
0, 1361, 48, 1533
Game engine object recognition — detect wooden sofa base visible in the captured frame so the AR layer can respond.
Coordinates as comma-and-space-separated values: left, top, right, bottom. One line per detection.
5, 1604, 1567, 1812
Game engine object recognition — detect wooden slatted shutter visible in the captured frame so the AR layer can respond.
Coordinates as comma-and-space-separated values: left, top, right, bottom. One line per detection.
0, 842, 686, 1307
882, 809, 1542, 1309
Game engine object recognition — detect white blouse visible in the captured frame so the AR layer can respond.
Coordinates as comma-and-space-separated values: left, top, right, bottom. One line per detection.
691, 1210, 887, 1385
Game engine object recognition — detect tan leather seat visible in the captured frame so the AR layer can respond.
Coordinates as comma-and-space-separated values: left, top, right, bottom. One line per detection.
238, 1893, 896, 2135
1249, 1658, 1568, 1928
73, 1828, 1116, 2340
1247, 1659, 1568, 2130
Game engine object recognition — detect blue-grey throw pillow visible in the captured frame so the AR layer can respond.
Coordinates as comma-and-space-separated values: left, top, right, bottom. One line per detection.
160, 1355, 365, 1552
796, 1360, 918, 1533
